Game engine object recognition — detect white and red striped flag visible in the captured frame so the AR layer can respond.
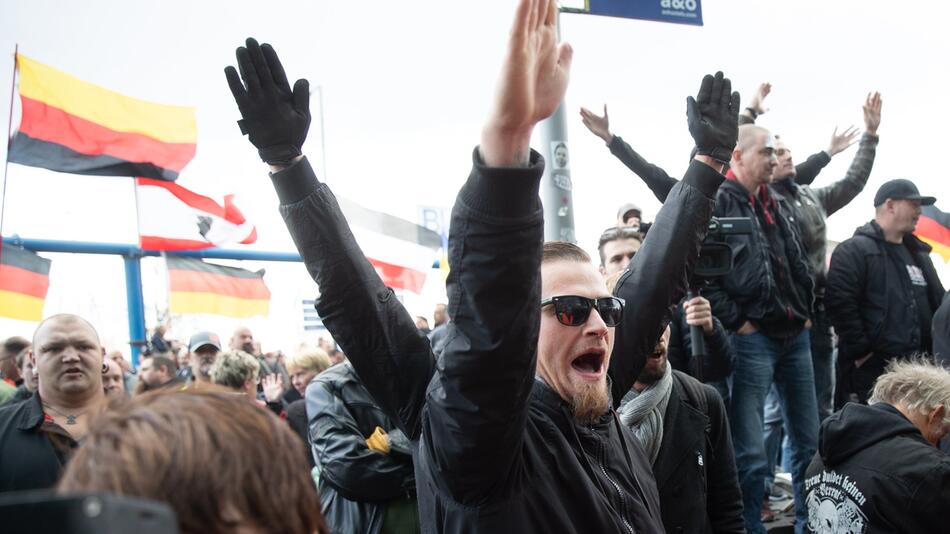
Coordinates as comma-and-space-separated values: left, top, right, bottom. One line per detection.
337, 197, 442, 294
135, 178, 257, 251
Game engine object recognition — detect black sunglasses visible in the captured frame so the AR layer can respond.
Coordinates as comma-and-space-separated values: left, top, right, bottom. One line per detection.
540, 295, 625, 327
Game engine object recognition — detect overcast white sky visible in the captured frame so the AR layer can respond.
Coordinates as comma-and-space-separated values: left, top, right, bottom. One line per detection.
1, 0, 947, 354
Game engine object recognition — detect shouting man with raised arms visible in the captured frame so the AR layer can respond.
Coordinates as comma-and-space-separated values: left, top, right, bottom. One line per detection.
224, 0, 738, 530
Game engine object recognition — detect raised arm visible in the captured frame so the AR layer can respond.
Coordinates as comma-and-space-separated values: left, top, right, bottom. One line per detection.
738, 82, 770, 125
580, 105, 677, 202
224, 38, 435, 438
813, 92, 882, 215
421, 0, 572, 503
609, 72, 737, 401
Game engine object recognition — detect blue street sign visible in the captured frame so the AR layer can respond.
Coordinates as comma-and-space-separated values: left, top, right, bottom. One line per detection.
581, 0, 703, 26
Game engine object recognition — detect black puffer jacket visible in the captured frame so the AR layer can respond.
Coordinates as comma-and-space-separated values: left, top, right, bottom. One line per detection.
704, 179, 814, 334
826, 221, 945, 363
306, 362, 416, 534
272, 149, 722, 533
804, 402, 950, 533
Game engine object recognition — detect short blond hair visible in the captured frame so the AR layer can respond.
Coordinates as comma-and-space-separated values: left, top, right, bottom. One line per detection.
286, 348, 332, 376
209, 350, 260, 390
870, 358, 950, 423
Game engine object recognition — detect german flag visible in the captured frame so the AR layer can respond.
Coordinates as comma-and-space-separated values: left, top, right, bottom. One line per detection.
917, 205, 950, 262
167, 256, 269, 318
0, 245, 51, 322
7, 54, 196, 181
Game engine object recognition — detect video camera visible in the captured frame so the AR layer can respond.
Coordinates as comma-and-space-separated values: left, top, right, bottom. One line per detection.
687, 216, 752, 378
693, 217, 753, 280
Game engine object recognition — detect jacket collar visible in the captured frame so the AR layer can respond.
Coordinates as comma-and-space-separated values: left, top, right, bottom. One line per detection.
15, 391, 47, 431
856, 220, 934, 253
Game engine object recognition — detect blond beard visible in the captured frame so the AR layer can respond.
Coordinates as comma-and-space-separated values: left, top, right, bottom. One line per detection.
571, 379, 610, 425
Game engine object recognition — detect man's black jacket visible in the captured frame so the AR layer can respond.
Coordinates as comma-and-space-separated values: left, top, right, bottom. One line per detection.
804, 402, 950, 533
271, 150, 721, 533
306, 361, 416, 534
653, 371, 744, 534
703, 179, 814, 334
0, 392, 76, 492
826, 221, 945, 363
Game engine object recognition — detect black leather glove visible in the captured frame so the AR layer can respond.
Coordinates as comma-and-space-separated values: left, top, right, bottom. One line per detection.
686, 71, 740, 164
225, 38, 311, 165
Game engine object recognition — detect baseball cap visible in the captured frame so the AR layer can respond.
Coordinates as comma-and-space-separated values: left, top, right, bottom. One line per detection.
873, 179, 936, 207
617, 202, 641, 221
188, 331, 222, 353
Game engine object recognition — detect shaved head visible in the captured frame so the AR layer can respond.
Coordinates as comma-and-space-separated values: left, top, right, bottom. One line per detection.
33, 314, 101, 348
736, 125, 770, 152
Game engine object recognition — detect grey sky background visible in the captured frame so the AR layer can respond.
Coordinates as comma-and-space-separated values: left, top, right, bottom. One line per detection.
1, 0, 947, 352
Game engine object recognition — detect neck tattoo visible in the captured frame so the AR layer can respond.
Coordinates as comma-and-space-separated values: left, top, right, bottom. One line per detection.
43, 403, 83, 425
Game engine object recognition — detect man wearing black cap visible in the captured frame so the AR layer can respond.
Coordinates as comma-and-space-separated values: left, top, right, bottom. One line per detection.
826, 179, 945, 406
187, 331, 222, 385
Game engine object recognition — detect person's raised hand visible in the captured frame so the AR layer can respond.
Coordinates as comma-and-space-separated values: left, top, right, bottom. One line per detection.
686, 71, 741, 164
863, 92, 882, 135
826, 125, 860, 156
481, 0, 573, 167
748, 82, 771, 115
261, 373, 284, 403
225, 38, 311, 167
683, 296, 714, 334
579, 105, 612, 144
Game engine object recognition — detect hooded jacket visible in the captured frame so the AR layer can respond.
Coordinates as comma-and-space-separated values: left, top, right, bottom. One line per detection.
804, 402, 950, 533
271, 149, 721, 533
826, 221, 945, 363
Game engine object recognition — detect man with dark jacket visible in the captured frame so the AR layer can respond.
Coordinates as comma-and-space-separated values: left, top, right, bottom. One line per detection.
804, 359, 950, 533
705, 124, 818, 534
0, 314, 107, 492
618, 323, 745, 534
307, 361, 418, 533
222, 1, 737, 529
826, 179, 945, 406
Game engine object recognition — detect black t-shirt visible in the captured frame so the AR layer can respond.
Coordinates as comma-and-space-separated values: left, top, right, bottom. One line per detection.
886, 242, 933, 352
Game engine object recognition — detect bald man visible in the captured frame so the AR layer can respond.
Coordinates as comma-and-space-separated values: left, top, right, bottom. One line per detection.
0, 314, 107, 492
703, 124, 818, 533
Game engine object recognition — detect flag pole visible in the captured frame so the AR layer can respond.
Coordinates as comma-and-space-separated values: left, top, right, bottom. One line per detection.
1, 44, 19, 262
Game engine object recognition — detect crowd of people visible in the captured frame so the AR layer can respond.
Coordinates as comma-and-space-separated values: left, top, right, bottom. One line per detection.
2, 1, 950, 533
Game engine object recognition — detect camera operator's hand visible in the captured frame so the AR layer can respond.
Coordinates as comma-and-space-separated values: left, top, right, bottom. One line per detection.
225, 38, 311, 167
686, 71, 741, 164
481, 0, 573, 167
737, 321, 757, 335
683, 296, 714, 335
579, 105, 613, 144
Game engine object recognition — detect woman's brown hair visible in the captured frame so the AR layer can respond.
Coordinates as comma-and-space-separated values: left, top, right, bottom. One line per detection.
58, 387, 327, 534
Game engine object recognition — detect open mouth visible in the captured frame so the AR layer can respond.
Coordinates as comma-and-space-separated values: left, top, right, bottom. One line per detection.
62, 367, 85, 378
571, 351, 606, 379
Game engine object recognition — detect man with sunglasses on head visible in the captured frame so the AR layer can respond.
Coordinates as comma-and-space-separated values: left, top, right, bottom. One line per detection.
224, 0, 735, 530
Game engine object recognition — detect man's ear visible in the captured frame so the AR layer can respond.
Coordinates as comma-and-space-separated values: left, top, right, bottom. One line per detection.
28, 350, 35, 367
929, 405, 945, 426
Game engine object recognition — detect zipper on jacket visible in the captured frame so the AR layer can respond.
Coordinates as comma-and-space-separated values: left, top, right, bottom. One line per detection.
598, 440, 636, 534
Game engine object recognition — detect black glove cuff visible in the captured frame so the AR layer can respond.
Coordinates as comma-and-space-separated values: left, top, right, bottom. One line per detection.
696, 147, 733, 164
258, 145, 303, 166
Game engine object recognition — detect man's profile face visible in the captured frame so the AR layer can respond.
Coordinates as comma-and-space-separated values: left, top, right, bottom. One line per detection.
537, 260, 614, 424
600, 237, 641, 276
433, 304, 447, 326
230, 327, 255, 354
139, 358, 167, 386
772, 138, 796, 180
890, 199, 922, 234
191, 346, 220, 380
31, 316, 103, 398
739, 131, 777, 185
102, 359, 125, 397
20, 352, 38, 392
